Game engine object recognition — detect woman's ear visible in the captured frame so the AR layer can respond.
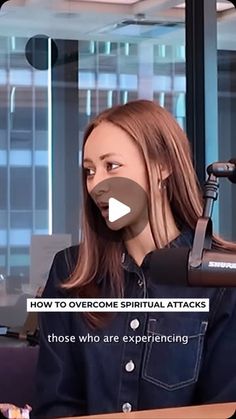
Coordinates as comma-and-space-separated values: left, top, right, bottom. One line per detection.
160, 164, 172, 181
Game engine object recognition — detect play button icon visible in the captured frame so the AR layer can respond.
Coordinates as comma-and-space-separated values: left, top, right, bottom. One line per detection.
89, 177, 148, 241
108, 197, 131, 222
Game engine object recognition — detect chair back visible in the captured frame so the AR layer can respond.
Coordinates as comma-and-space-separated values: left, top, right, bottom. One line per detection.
0, 345, 39, 408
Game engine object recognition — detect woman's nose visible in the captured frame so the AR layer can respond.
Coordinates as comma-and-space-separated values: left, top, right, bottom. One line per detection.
89, 170, 110, 196
94, 179, 110, 197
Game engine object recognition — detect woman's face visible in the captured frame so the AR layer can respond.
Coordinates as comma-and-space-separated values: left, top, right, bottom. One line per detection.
83, 121, 148, 232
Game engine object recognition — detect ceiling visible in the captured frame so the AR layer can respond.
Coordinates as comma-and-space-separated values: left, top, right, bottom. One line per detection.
0, 0, 235, 49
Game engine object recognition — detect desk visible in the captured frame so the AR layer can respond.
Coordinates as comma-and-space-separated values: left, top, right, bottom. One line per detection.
61, 402, 236, 419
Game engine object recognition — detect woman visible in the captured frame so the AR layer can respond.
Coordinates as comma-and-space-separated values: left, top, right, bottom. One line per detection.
35, 100, 236, 418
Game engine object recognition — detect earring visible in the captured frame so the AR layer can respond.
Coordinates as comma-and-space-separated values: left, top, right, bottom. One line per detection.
158, 180, 167, 190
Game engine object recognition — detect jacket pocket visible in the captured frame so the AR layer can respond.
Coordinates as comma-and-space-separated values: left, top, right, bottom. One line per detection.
142, 316, 208, 390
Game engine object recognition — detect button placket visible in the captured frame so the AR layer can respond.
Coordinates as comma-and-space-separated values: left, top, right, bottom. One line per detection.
118, 264, 148, 413
118, 310, 148, 413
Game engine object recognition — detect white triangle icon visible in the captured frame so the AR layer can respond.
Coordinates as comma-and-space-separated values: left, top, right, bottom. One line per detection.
108, 197, 131, 222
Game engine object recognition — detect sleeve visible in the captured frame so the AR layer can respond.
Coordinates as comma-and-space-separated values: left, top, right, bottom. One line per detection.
195, 287, 236, 404
34, 248, 85, 418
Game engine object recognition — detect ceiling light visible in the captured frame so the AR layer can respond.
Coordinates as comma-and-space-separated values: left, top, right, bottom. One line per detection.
174, 2, 185, 7
216, 1, 235, 11
175, 2, 234, 12
77, 0, 138, 4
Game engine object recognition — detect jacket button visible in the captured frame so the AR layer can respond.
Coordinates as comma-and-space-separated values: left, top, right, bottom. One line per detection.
122, 402, 132, 413
125, 360, 135, 372
137, 279, 144, 287
130, 318, 140, 330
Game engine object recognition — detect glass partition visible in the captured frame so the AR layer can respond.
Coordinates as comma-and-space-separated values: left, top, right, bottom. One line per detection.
0, 35, 50, 327
78, 38, 186, 151
217, 1, 236, 240
0, 0, 185, 331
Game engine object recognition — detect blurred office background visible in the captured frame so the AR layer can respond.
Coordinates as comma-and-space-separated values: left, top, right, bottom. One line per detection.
0, 0, 235, 331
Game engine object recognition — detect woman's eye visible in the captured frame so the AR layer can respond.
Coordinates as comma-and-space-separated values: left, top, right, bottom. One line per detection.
106, 162, 121, 171
84, 168, 95, 177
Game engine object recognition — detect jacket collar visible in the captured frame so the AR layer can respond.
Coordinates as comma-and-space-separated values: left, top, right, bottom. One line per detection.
121, 227, 194, 273
96, 227, 194, 282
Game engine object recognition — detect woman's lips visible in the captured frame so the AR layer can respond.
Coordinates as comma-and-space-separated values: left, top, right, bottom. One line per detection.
97, 202, 109, 218
101, 208, 109, 218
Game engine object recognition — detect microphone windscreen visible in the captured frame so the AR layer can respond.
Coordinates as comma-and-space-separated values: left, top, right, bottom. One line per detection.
150, 247, 190, 286
228, 158, 236, 184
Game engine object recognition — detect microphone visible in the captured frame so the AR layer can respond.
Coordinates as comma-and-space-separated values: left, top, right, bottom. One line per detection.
207, 159, 236, 184
150, 247, 236, 287
152, 160, 236, 288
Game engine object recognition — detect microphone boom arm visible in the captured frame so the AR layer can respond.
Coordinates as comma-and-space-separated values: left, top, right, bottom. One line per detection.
189, 173, 219, 271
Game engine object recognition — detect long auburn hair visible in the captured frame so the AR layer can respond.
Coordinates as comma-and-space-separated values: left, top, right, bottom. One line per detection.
63, 99, 236, 328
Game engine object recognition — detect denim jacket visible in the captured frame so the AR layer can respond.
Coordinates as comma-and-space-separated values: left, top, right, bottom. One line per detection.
34, 230, 236, 418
